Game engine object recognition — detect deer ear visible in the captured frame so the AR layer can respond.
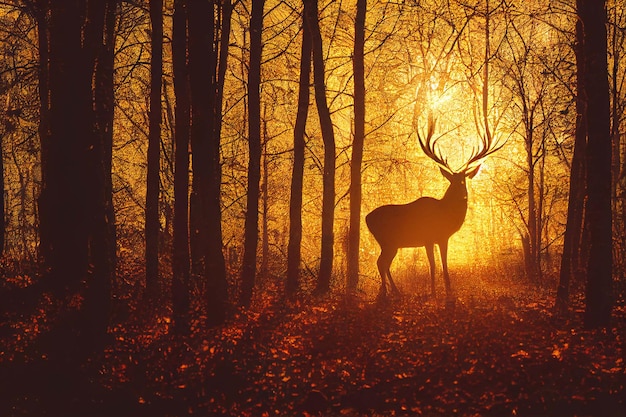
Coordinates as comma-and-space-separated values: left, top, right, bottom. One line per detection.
440, 167, 454, 182
466, 165, 481, 179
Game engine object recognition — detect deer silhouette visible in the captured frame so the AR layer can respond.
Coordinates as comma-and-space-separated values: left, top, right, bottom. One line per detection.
366, 117, 503, 299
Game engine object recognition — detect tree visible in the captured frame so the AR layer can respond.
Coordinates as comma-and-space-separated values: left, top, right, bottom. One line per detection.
188, 0, 231, 324
305, 0, 336, 295
145, 0, 163, 299
29, 0, 116, 378
240, 0, 266, 307
85, 0, 118, 348
172, 0, 191, 334
347, 0, 366, 293
286, 8, 312, 297
580, 0, 613, 328
556, 7, 587, 312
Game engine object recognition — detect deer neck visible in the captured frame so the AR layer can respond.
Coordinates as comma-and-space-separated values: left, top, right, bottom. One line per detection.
442, 184, 469, 219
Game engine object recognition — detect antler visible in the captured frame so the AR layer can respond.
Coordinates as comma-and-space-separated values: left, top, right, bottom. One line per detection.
416, 114, 453, 173
463, 129, 506, 172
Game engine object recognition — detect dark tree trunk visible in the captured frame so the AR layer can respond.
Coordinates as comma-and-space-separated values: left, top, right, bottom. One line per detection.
188, 2, 213, 280
556, 14, 587, 312
347, 0, 366, 293
305, 0, 336, 295
526, 126, 539, 281
172, 0, 191, 334
145, 0, 163, 299
261, 127, 270, 276
84, 0, 117, 349
45, 0, 90, 296
286, 16, 312, 297
240, 0, 265, 307
0, 129, 4, 256
35, 0, 51, 263
206, 0, 231, 324
188, 0, 229, 325
580, 0, 613, 328
32, 0, 111, 375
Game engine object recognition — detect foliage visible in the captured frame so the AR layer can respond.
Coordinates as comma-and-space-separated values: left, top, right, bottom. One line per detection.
2, 268, 625, 416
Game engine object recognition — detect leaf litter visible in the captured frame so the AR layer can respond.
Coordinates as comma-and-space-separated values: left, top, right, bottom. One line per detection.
2, 277, 625, 416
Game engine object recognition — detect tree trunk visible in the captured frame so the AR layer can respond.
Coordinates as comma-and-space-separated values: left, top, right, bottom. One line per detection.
84, 0, 117, 350
240, 0, 265, 307
205, 0, 231, 324
261, 125, 269, 276
347, 0, 366, 293
286, 15, 311, 297
46, 0, 91, 296
188, 0, 229, 325
0, 129, 4, 255
526, 130, 539, 281
35, 0, 51, 263
556, 14, 587, 312
609, 2, 624, 280
188, 2, 213, 280
145, 0, 163, 300
172, 0, 191, 334
305, 0, 336, 295
580, 0, 613, 328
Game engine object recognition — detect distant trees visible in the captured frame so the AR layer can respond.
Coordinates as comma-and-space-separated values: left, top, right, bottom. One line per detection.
0, 0, 621, 335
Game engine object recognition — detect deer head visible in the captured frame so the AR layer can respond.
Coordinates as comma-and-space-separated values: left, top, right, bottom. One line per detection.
416, 114, 504, 199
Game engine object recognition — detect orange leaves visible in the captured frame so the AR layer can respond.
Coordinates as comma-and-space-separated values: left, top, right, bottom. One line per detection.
512, 349, 530, 359
9, 285, 621, 416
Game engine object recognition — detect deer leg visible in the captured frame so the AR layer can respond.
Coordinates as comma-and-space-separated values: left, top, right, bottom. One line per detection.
377, 249, 397, 298
425, 244, 436, 297
439, 240, 452, 295
387, 268, 400, 296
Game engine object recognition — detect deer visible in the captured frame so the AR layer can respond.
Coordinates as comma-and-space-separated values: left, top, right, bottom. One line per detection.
366, 116, 504, 300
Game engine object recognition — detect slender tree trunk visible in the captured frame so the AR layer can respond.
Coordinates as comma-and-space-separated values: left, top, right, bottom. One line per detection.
305, 0, 336, 295
0, 131, 4, 256
205, 0, 231, 324
537, 142, 545, 281
580, 0, 613, 328
609, 3, 623, 277
261, 123, 269, 276
347, 0, 366, 293
527, 132, 538, 280
84, 0, 117, 350
286, 16, 312, 297
145, 0, 163, 299
188, 0, 215, 290
188, 2, 213, 280
36, 0, 51, 263
240, 0, 265, 307
172, 0, 191, 334
556, 15, 587, 312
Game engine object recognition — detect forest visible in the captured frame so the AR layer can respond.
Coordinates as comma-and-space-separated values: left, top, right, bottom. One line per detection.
0, 0, 624, 415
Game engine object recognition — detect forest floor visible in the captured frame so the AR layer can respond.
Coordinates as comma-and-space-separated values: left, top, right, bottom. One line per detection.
2, 270, 626, 416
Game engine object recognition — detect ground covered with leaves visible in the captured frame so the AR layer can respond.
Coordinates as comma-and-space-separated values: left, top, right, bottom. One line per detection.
2, 274, 626, 416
